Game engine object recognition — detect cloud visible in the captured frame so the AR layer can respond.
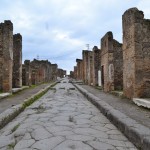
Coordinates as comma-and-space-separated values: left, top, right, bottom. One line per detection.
0, 0, 149, 74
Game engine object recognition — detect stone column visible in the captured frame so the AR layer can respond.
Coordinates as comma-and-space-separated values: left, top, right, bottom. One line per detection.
13, 33, 22, 88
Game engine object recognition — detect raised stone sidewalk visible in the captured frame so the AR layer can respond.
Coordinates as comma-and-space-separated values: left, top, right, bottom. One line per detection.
74, 84, 150, 150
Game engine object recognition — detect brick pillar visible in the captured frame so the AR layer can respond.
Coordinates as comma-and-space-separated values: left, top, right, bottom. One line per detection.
122, 8, 150, 98
92, 46, 101, 86
0, 23, 3, 91
13, 33, 22, 88
82, 50, 90, 84
0, 21, 13, 92
76, 59, 82, 80
88, 51, 93, 85
22, 60, 31, 86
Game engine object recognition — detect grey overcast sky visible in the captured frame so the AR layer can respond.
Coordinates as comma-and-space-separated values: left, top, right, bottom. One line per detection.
0, 0, 149, 74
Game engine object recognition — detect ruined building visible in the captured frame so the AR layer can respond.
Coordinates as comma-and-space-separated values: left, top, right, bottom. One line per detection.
82, 50, 92, 85
57, 68, 66, 78
101, 32, 123, 92
122, 8, 150, 98
22, 60, 31, 86
76, 59, 83, 81
51, 64, 58, 81
0, 20, 13, 92
73, 66, 77, 80
92, 46, 101, 86
13, 33, 22, 88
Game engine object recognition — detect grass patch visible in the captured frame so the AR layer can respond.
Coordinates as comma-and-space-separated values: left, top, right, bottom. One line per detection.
69, 88, 75, 90
59, 87, 65, 89
95, 86, 102, 90
8, 143, 16, 149
11, 123, 20, 133
68, 116, 74, 122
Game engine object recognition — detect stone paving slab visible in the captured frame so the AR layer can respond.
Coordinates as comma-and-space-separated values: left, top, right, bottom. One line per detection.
74, 84, 150, 150
0, 79, 137, 150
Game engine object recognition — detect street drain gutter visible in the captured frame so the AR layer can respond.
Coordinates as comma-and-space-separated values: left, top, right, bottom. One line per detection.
74, 83, 150, 150
0, 81, 58, 130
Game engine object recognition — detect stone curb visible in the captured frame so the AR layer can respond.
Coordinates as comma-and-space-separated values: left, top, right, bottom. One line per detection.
74, 84, 150, 150
0, 81, 58, 130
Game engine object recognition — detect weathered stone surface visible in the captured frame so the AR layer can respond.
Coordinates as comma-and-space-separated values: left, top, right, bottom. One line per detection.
0, 20, 13, 92
14, 139, 35, 150
122, 7, 150, 99
13, 33, 22, 88
101, 31, 123, 92
92, 46, 101, 86
31, 137, 64, 150
22, 60, 31, 86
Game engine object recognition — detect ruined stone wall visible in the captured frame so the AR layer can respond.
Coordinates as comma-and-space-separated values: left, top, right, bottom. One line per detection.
51, 64, 58, 81
0, 21, 13, 92
123, 7, 150, 98
76, 59, 82, 80
88, 51, 93, 85
57, 68, 64, 78
113, 40, 123, 91
70, 71, 74, 78
101, 32, 114, 92
92, 46, 101, 86
73, 66, 77, 79
22, 60, 31, 86
82, 50, 90, 84
13, 33, 22, 88
0, 23, 3, 91
101, 32, 123, 92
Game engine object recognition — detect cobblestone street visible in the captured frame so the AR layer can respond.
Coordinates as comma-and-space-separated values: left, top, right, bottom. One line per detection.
0, 80, 137, 150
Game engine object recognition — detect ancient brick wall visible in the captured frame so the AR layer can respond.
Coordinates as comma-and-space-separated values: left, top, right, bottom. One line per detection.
101, 32, 123, 92
88, 51, 93, 85
73, 66, 77, 79
92, 46, 101, 86
113, 40, 123, 91
13, 33, 22, 88
70, 71, 74, 78
76, 59, 82, 80
22, 60, 31, 86
101, 32, 114, 92
0, 23, 3, 91
0, 20, 13, 92
51, 64, 58, 81
123, 7, 150, 98
82, 50, 89, 84
57, 68, 64, 78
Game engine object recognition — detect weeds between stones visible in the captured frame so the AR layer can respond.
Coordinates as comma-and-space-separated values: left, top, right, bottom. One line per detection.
68, 116, 74, 122
8, 142, 16, 149
11, 123, 20, 133
59, 87, 65, 89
